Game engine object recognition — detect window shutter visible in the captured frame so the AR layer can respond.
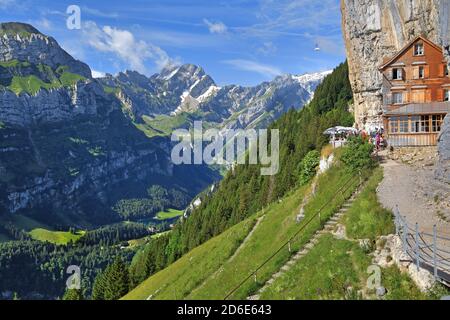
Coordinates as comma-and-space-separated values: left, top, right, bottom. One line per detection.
399, 69, 403, 80
424, 66, 430, 78
437, 88, 444, 101
438, 64, 445, 77
413, 67, 419, 80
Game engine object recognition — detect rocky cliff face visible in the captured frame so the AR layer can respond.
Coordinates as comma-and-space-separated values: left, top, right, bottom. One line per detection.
436, 114, 450, 183
341, 0, 450, 130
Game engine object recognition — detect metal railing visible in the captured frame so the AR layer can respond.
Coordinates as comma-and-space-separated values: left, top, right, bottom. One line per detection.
394, 206, 450, 283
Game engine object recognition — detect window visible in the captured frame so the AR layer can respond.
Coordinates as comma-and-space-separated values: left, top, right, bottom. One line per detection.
399, 116, 409, 133
432, 115, 444, 132
390, 117, 399, 133
445, 65, 449, 77
392, 68, 403, 80
410, 116, 420, 133
420, 115, 430, 132
414, 43, 424, 56
445, 89, 449, 101
392, 92, 403, 104
419, 66, 425, 79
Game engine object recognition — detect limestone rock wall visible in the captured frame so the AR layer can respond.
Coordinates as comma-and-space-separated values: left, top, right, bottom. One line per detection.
436, 114, 450, 183
341, 0, 450, 130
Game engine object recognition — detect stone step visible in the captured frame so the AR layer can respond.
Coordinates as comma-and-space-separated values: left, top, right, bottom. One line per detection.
281, 265, 290, 272
287, 260, 296, 266
304, 243, 314, 249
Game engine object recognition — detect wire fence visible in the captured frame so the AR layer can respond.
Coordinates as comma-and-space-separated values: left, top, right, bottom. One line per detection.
394, 207, 450, 283
223, 171, 367, 300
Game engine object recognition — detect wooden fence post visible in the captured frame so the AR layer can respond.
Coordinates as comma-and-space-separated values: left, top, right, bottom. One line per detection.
288, 241, 291, 253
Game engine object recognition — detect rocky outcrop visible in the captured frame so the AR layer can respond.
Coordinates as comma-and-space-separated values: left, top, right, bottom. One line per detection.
0, 22, 91, 78
341, 0, 450, 130
0, 80, 102, 126
436, 114, 450, 183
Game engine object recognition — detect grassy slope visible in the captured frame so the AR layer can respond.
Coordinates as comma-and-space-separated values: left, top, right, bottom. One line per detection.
188, 164, 357, 300
135, 114, 191, 138
0, 214, 85, 245
8, 71, 85, 95
29, 228, 86, 245
122, 218, 256, 300
260, 167, 434, 300
124, 161, 360, 300
344, 167, 395, 240
155, 209, 183, 220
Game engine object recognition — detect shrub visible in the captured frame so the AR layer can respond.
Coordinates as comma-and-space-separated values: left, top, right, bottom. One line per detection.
340, 136, 374, 172
299, 150, 320, 186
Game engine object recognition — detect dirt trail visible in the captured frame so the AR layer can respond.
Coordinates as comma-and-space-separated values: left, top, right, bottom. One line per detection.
377, 152, 450, 237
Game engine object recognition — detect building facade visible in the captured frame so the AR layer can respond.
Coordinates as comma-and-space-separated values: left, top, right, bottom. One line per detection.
379, 36, 450, 147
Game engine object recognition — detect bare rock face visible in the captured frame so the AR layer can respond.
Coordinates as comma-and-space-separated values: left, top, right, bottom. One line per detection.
0, 81, 103, 126
0, 22, 92, 78
341, 0, 450, 130
436, 114, 450, 183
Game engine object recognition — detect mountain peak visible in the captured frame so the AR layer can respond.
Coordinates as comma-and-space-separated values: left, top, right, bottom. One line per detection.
0, 22, 92, 79
0, 22, 43, 36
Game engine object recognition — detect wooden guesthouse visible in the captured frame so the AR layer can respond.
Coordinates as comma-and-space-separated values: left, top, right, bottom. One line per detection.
379, 36, 450, 146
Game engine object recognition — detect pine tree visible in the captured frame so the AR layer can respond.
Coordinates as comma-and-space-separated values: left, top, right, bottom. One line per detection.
92, 257, 130, 300
103, 257, 130, 300
62, 288, 84, 300
91, 271, 106, 300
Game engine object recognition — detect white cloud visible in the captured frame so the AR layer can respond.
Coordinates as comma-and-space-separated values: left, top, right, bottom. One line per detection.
223, 59, 282, 78
82, 21, 174, 74
82, 6, 119, 18
203, 19, 228, 34
91, 69, 106, 78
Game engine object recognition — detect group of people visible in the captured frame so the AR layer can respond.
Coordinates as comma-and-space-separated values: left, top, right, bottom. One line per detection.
360, 129, 385, 152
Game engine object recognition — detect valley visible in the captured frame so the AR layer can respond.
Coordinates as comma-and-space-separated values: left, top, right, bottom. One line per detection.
0, 21, 331, 300
1, 0, 450, 303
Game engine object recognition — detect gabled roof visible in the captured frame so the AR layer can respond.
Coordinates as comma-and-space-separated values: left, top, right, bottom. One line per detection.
379, 35, 443, 70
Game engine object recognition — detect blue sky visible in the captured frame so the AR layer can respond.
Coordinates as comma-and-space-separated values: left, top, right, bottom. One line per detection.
0, 0, 346, 86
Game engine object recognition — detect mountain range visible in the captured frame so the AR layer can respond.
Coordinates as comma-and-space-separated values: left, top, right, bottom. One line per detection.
0, 22, 329, 227
100, 64, 331, 134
